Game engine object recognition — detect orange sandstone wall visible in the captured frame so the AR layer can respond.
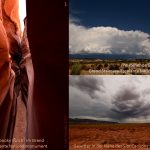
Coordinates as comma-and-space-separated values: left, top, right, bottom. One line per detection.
0, 0, 21, 143
1, 0, 21, 59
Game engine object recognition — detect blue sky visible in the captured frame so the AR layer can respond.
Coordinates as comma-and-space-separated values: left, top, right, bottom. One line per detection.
70, 0, 150, 34
69, 0, 150, 55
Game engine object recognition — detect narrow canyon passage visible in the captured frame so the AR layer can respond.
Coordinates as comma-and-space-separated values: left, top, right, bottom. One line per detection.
0, 0, 33, 149
1, 0, 67, 150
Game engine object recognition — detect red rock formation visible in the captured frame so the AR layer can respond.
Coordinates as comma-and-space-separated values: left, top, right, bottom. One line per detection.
1, 0, 21, 58
1, 1, 67, 150
0, 1, 16, 142
20, 17, 34, 107
0, 0, 30, 148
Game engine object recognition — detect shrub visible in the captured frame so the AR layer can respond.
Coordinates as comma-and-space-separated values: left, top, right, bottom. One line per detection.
104, 63, 108, 68
96, 64, 103, 70
109, 64, 120, 70
70, 62, 83, 75
82, 64, 91, 70
124, 67, 129, 70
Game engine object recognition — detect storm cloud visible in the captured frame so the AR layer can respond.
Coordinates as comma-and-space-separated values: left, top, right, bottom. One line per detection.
69, 21, 150, 55
69, 76, 150, 123
69, 76, 104, 99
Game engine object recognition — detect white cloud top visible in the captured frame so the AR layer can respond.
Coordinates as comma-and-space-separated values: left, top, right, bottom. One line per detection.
69, 21, 150, 55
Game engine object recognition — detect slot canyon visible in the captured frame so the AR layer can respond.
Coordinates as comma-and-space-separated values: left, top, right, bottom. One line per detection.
0, 0, 67, 150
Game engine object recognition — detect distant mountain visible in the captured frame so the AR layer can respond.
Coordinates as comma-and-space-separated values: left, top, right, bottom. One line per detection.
69, 118, 118, 124
69, 53, 150, 60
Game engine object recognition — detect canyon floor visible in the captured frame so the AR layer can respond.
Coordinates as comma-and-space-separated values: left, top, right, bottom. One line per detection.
12, 95, 26, 150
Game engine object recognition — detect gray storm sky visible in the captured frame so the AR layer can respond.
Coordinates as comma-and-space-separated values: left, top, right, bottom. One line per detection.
69, 75, 150, 123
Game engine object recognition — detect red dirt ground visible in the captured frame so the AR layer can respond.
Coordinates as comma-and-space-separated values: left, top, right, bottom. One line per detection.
69, 124, 150, 150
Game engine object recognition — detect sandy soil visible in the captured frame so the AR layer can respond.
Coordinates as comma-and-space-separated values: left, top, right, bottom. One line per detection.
69, 124, 150, 150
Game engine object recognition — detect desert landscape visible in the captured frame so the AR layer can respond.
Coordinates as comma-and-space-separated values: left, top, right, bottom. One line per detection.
69, 59, 150, 75
69, 123, 150, 150
69, 76, 150, 150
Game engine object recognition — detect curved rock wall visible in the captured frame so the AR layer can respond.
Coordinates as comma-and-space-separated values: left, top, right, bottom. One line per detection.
0, 1, 32, 148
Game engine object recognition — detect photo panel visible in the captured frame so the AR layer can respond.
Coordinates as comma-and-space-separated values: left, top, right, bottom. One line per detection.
69, 75, 150, 149
69, 0, 150, 75
69, 0, 150, 149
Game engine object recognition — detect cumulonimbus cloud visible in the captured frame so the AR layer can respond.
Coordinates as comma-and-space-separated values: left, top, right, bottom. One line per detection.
69, 21, 150, 55
69, 76, 150, 123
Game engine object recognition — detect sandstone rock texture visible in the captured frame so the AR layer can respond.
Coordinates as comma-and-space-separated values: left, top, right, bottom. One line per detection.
1, 0, 67, 150
0, 0, 33, 148
0, 0, 17, 142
